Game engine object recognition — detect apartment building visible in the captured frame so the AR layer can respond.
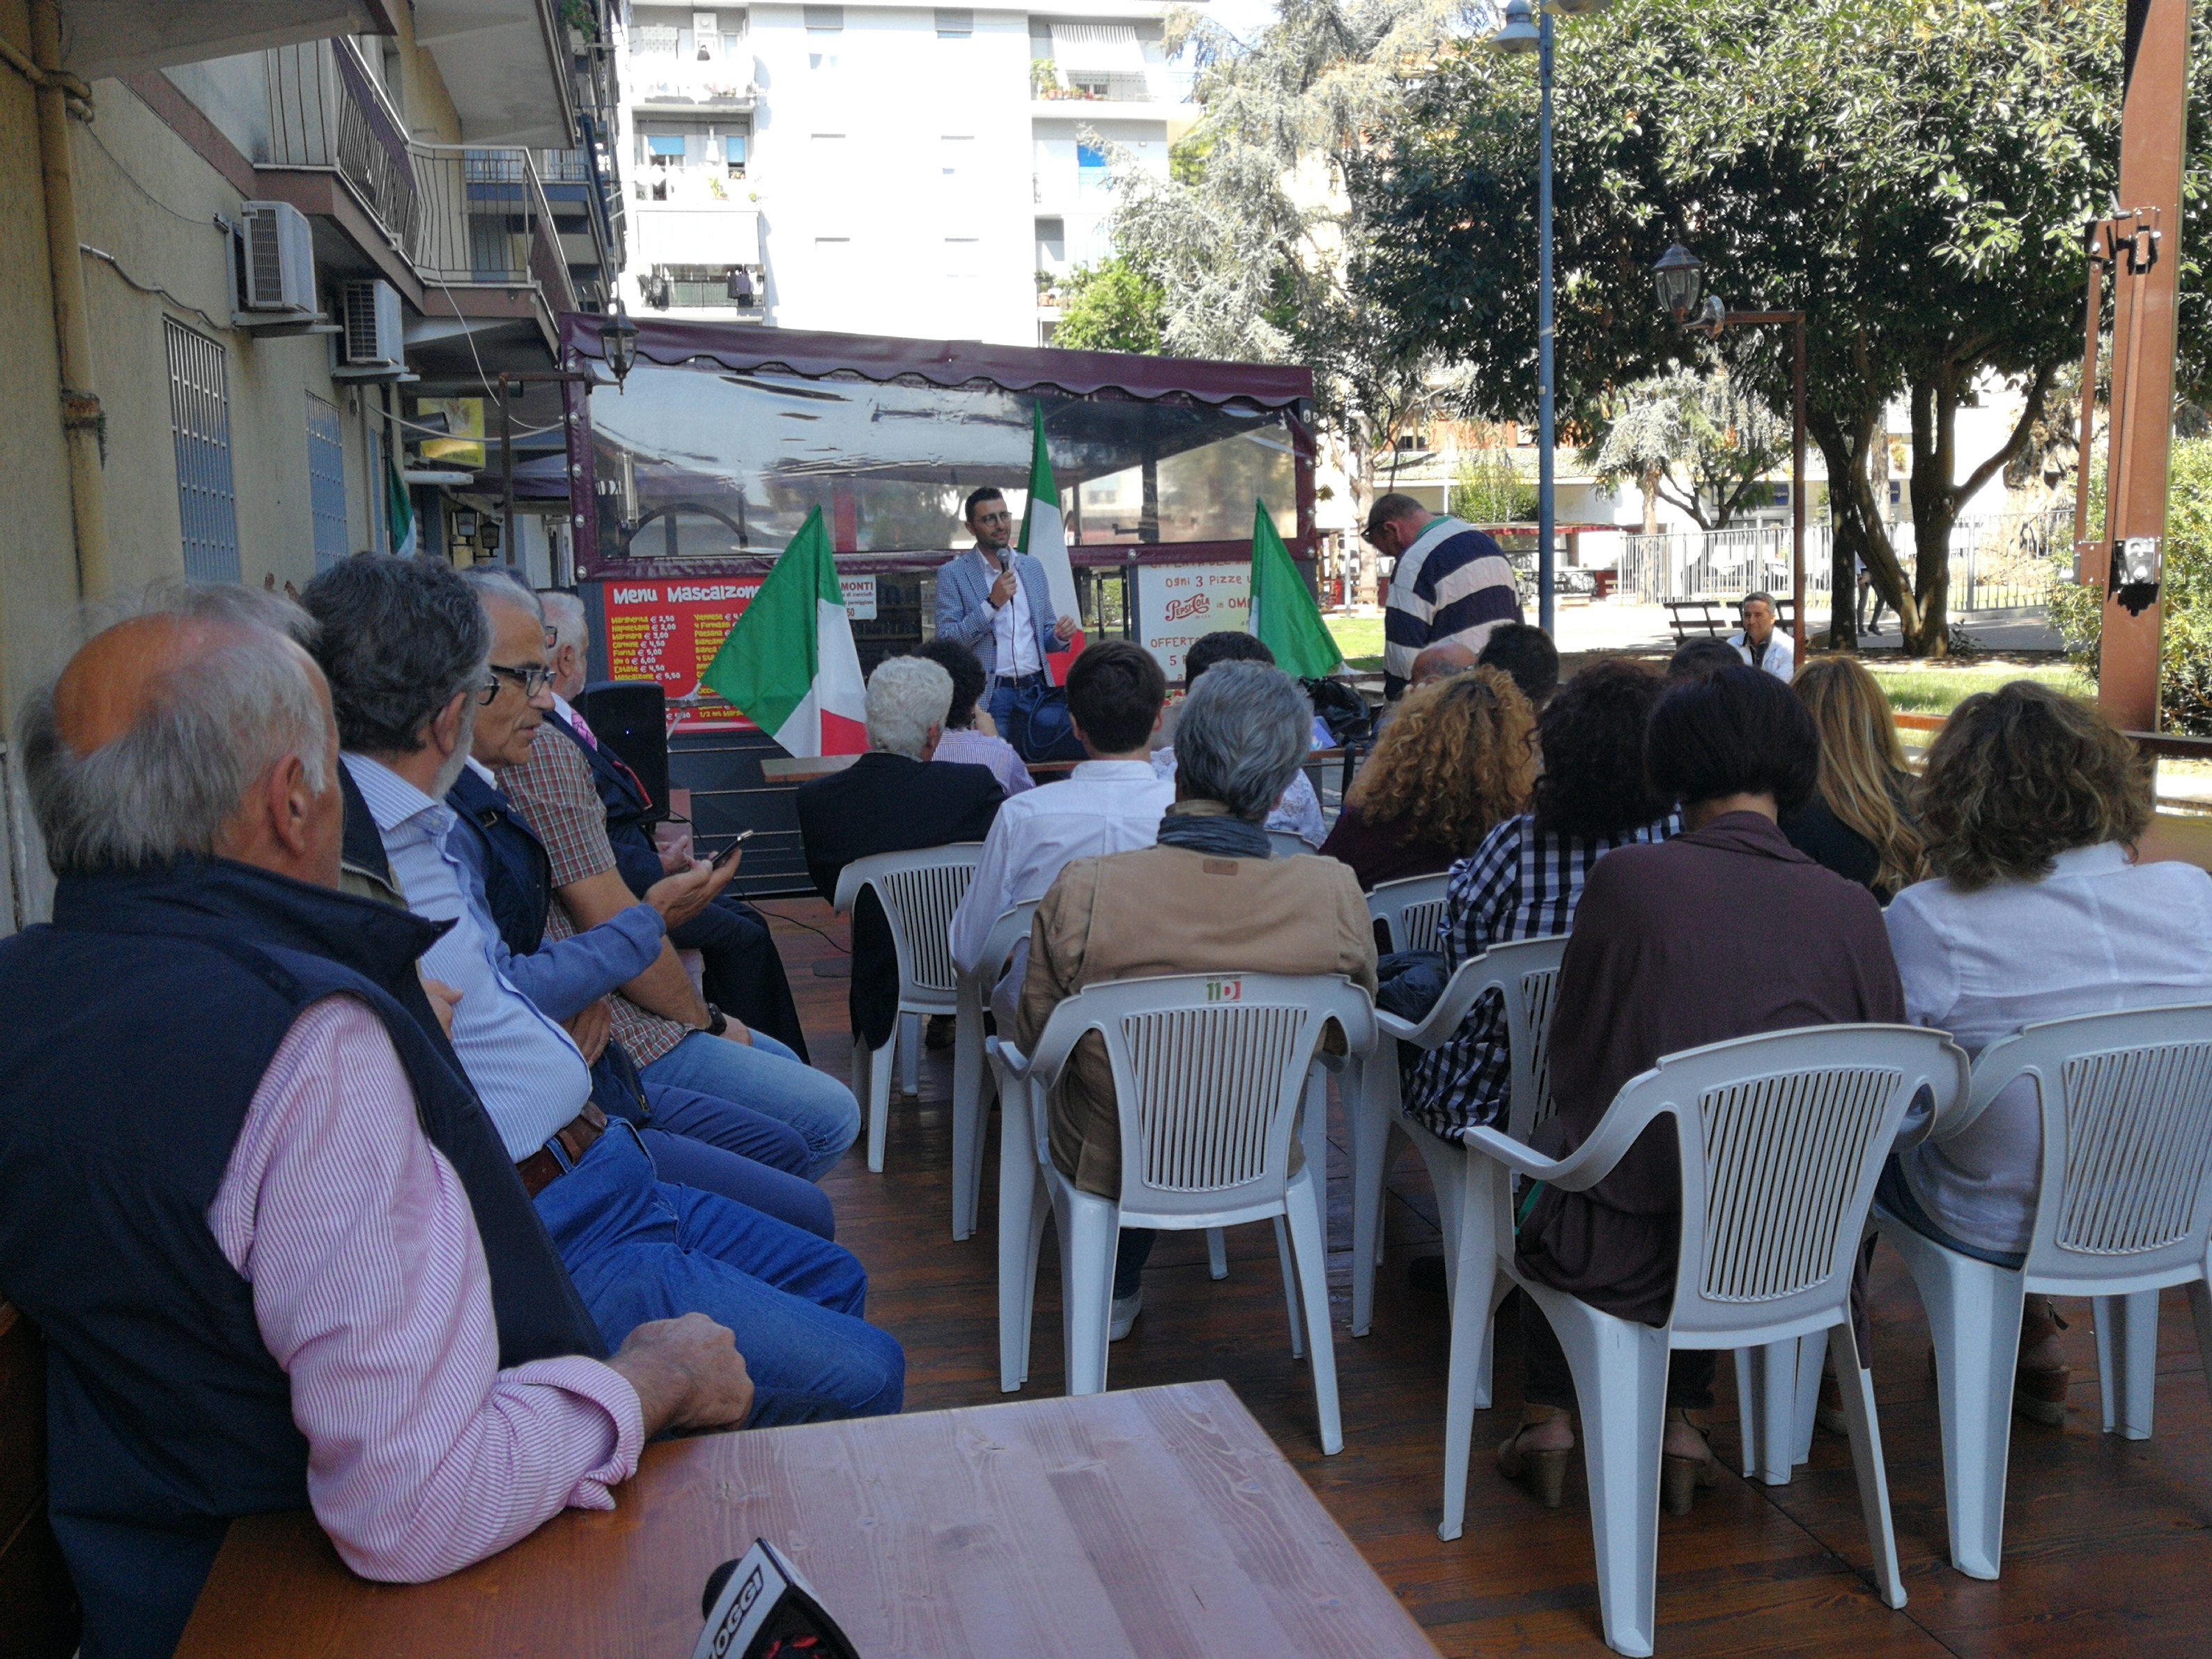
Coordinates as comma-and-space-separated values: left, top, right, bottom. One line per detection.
611, 0, 1198, 344
0, 0, 621, 929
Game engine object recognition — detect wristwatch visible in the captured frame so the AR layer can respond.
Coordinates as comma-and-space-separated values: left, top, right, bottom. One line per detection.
702, 1003, 728, 1037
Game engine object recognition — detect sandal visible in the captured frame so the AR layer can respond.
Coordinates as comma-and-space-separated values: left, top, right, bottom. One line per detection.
1496, 1404, 1572, 1508
1660, 1408, 1724, 1516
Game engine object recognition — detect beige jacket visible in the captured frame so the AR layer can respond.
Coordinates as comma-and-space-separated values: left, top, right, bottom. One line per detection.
1016, 836, 1379, 1198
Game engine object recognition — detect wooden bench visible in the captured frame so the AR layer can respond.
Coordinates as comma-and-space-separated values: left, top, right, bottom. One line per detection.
1663, 596, 1794, 645
0, 1299, 79, 1659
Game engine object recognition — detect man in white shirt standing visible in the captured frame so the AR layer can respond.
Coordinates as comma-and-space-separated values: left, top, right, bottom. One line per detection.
1729, 591, 1795, 679
934, 487, 1078, 734
950, 640, 1173, 1022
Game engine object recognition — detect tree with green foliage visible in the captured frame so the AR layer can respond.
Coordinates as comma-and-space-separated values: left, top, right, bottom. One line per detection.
2050, 438, 2212, 736
1050, 259, 1168, 354
1352, 0, 2212, 657
1583, 368, 1791, 532
1448, 446, 1538, 525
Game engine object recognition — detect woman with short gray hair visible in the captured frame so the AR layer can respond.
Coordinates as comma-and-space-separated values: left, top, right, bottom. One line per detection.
1015, 659, 1379, 1338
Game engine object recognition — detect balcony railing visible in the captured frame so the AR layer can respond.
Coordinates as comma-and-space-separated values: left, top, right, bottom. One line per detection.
628, 54, 756, 107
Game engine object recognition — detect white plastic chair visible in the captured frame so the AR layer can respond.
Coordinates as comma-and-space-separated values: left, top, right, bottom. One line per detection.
1456, 1025, 1967, 1656
831, 844, 983, 1180
943, 900, 1040, 1247
993, 971, 1377, 1452
1368, 872, 1454, 956
1348, 934, 1568, 1338
1873, 1003, 2212, 1580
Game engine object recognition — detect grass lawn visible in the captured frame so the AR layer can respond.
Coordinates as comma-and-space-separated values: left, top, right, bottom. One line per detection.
1327, 613, 1384, 671
1857, 658, 2090, 716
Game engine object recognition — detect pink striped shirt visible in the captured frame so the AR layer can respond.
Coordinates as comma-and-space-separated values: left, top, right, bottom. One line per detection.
208, 996, 644, 1582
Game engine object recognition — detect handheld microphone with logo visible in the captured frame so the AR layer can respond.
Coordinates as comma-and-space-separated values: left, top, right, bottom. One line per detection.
693, 1539, 863, 1659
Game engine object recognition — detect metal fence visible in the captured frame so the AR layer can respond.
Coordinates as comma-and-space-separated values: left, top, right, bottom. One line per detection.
1616, 509, 2066, 612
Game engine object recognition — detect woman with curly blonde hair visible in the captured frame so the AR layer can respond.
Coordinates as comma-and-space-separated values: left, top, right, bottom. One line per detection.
1782, 656, 1928, 900
1318, 666, 1536, 890
1884, 681, 2212, 1422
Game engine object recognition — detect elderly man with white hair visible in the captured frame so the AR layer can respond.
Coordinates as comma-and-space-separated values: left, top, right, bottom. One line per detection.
0, 585, 755, 1659
794, 653, 1005, 1058
1016, 661, 1378, 1338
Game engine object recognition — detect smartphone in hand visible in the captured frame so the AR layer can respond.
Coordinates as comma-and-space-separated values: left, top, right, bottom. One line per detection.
711, 828, 756, 873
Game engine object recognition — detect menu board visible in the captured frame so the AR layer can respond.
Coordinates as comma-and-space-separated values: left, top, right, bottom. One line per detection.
1133, 562, 1250, 684
601, 574, 878, 732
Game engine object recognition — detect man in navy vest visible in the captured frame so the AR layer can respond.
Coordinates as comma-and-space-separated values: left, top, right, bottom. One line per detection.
541, 590, 811, 1060
0, 586, 754, 1659
300, 558, 903, 1435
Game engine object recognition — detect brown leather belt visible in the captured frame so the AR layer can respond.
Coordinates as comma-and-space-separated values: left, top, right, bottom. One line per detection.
515, 1102, 609, 1199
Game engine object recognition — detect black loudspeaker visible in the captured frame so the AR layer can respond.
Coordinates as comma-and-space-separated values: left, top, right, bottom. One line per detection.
575, 679, 671, 819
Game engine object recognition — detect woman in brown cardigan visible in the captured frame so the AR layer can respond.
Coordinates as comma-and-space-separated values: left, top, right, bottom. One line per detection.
1499, 665, 1904, 1511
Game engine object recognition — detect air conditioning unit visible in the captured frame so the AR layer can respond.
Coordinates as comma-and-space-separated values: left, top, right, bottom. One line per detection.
342, 280, 403, 368
238, 201, 318, 313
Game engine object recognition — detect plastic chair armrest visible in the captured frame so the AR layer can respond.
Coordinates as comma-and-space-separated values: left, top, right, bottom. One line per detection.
1379, 958, 1495, 1052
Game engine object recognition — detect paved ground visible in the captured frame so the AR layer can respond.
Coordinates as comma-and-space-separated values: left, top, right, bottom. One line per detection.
1549, 600, 2066, 659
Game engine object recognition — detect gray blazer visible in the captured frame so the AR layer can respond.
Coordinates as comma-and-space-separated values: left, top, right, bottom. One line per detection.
934, 548, 1070, 678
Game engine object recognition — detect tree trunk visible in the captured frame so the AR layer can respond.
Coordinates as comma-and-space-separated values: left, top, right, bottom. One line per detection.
1640, 469, 1659, 535
1813, 406, 1916, 649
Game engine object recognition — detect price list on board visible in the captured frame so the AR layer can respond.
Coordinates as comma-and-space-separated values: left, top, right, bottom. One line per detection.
598, 576, 877, 733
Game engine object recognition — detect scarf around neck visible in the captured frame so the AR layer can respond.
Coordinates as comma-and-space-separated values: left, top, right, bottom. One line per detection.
1156, 800, 1274, 859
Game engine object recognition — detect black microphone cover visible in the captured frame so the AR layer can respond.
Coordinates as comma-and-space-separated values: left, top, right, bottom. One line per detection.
701, 1559, 739, 1621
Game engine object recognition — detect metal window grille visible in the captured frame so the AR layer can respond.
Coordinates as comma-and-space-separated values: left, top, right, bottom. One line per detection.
164, 318, 241, 583
306, 393, 348, 571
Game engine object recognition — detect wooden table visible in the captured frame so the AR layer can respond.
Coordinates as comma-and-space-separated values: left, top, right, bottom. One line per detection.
176, 1381, 1438, 1659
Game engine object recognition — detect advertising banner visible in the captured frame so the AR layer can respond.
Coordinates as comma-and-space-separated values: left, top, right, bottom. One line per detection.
1134, 562, 1249, 684
603, 573, 878, 732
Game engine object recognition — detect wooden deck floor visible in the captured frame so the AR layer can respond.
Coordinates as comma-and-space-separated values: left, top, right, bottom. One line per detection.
757, 897, 2212, 1658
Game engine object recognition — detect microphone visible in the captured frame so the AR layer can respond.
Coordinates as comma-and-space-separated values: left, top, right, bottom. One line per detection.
700, 1559, 738, 1621
693, 1540, 862, 1659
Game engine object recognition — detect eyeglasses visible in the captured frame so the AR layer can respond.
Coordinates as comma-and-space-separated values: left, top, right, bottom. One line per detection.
477, 661, 553, 704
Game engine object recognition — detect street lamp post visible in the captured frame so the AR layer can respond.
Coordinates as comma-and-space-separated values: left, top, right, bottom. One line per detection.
1653, 245, 1811, 665
1492, 0, 1608, 637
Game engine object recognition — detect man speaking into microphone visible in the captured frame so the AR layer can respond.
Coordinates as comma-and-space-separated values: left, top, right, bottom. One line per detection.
934, 486, 1078, 736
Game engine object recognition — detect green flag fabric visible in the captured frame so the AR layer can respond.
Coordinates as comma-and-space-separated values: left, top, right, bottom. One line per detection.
697, 505, 867, 756
1247, 500, 1343, 679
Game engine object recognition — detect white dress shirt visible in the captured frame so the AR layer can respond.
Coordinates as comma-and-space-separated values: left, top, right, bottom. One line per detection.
990, 556, 1042, 677
343, 753, 592, 1160
1729, 628, 1795, 680
1887, 842, 2212, 1255
948, 759, 1177, 1019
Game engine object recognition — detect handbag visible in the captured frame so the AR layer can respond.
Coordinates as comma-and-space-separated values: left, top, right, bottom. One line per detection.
1005, 677, 1089, 764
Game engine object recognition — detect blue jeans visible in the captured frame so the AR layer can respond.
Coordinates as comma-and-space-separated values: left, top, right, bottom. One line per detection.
534, 1125, 904, 1419
984, 679, 1021, 739
639, 1124, 835, 1240
640, 1031, 861, 1180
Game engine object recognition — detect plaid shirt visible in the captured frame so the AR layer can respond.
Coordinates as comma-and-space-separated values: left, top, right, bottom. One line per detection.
1403, 810, 1676, 1138
495, 730, 690, 1067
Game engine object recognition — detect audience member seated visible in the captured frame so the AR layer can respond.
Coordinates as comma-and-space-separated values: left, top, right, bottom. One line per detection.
540, 590, 812, 1059
1667, 636, 1742, 681
1783, 656, 1928, 900
950, 640, 1174, 1024
1404, 659, 1675, 1139
1499, 665, 1900, 1509
1151, 632, 1327, 845
0, 585, 755, 1659
796, 655, 1006, 1064
1409, 640, 1476, 688
1882, 681, 2212, 1421
301, 557, 904, 1420
1476, 621, 1562, 708
1729, 590, 1793, 679
1018, 662, 1379, 1339
479, 580, 862, 1180
447, 576, 835, 1237
1319, 667, 1533, 891
916, 637, 1036, 797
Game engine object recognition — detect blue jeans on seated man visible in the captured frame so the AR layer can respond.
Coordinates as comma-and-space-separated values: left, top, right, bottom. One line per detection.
640, 1031, 862, 1180
534, 1122, 904, 1420
637, 1083, 834, 1240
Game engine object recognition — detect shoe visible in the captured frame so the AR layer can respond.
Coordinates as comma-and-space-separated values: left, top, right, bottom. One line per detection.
1660, 1408, 1723, 1516
924, 1014, 955, 1051
1496, 1405, 1572, 1508
1109, 1288, 1142, 1341
1407, 1254, 1447, 1295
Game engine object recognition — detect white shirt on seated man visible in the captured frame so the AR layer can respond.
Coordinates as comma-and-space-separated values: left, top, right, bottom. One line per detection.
1728, 592, 1794, 680
949, 639, 1175, 1024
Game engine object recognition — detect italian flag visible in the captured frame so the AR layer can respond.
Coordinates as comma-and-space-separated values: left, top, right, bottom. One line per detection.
698, 506, 867, 757
1248, 497, 1344, 678
1017, 402, 1085, 684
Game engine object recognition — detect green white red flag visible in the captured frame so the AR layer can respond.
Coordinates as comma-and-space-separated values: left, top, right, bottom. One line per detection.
697, 505, 867, 757
1016, 402, 1085, 684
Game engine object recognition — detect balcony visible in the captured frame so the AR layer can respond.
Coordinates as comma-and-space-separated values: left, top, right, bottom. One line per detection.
628, 55, 757, 112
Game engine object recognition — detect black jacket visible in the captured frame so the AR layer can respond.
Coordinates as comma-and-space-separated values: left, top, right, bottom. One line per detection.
794, 752, 1003, 1045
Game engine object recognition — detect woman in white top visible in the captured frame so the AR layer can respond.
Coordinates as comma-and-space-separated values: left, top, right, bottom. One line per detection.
1885, 681, 2212, 1421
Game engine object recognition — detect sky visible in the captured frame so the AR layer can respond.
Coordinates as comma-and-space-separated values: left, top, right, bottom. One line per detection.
1198, 0, 1278, 49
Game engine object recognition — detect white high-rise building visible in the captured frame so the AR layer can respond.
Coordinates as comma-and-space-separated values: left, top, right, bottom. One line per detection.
612, 2, 1198, 344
